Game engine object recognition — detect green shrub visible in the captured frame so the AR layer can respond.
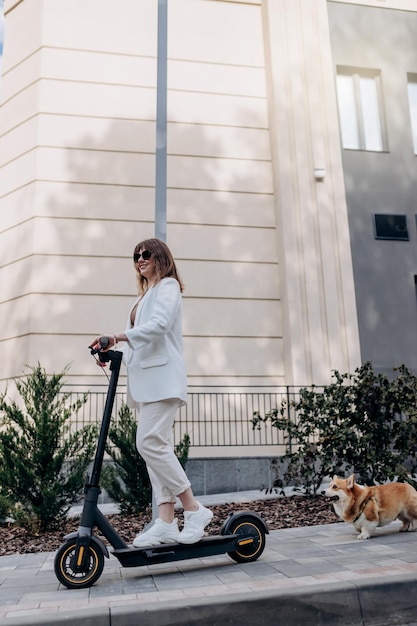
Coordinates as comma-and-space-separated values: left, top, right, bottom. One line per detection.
101, 404, 191, 514
175, 432, 190, 469
0, 494, 12, 525
252, 362, 417, 495
0, 364, 96, 531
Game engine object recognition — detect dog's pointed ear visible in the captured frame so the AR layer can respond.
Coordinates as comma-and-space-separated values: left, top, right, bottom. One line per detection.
333, 474, 337, 480
346, 474, 355, 489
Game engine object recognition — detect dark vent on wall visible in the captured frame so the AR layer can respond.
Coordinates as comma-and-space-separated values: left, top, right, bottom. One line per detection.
374, 214, 409, 240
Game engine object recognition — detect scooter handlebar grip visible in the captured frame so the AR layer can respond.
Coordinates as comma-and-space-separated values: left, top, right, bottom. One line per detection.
90, 336, 110, 355
100, 337, 110, 350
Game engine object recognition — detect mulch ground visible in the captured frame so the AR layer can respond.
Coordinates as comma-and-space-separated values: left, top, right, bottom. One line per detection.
0, 496, 340, 556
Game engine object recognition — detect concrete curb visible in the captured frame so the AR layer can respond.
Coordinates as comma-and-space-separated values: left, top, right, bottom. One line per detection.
3, 576, 417, 626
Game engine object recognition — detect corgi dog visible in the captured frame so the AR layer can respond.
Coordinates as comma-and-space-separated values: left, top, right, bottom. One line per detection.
321, 474, 417, 540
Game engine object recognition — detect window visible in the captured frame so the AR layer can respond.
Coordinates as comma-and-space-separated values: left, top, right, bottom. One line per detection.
407, 75, 417, 155
374, 214, 408, 241
336, 68, 386, 151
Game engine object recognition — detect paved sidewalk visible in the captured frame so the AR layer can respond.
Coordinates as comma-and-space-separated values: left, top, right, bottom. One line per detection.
1, 492, 417, 625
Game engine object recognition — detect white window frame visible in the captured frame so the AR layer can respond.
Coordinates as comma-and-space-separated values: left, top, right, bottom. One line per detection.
407, 74, 417, 155
336, 67, 386, 152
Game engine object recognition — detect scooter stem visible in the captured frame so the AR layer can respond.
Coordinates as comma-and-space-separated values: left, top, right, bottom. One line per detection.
89, 349, 123, 488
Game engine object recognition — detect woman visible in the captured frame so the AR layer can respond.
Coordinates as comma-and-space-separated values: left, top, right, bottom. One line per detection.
89, 238, 212, 546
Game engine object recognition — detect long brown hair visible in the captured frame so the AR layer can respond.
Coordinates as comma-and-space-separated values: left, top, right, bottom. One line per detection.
133, 238, 184, 295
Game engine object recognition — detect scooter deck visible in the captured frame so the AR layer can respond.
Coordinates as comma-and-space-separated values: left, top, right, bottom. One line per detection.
112, 533, 254, 567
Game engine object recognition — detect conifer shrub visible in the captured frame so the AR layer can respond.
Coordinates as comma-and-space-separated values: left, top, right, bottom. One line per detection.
101, 404, 190, 514
0, 364, 97, 531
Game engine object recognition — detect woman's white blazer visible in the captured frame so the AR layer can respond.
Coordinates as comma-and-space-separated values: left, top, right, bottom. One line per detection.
123, 277, 187, 407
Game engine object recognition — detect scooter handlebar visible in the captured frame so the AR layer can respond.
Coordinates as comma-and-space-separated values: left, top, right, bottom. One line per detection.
89, 336, 122, 369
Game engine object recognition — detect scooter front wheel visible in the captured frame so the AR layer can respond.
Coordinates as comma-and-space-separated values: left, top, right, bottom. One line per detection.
54, 538, 105, 589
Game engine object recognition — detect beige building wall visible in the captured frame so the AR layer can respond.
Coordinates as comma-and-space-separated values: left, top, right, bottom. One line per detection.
0, 0, 360, 397
265, 0, 361, 384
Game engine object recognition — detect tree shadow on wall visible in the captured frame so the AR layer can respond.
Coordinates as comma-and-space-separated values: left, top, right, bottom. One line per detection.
38, 106, 282, 386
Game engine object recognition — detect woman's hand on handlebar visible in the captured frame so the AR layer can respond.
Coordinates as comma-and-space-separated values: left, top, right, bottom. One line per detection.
88, 335, 113, 352
89, 333, 127, 353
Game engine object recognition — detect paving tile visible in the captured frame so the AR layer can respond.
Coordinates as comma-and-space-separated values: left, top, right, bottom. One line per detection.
155, 574, 221, 590
235, 561, 280, 577
0, 592, 25, 605
89, 580, 129, 597
119, 576, 156, 590
5, 607, 58, 620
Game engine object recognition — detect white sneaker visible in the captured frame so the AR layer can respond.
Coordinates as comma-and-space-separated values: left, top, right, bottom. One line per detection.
178, 503, 213, 544
133, 518, 179, 547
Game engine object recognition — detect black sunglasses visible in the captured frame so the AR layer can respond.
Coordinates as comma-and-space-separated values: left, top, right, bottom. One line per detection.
133, 250, 152, 263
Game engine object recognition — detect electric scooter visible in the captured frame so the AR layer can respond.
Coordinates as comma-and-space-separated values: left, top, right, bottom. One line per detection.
54, 339, 268, 589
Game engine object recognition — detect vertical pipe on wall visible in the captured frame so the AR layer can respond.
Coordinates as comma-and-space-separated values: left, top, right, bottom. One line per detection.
155, 0, 168, 243
152, 0, 168, 521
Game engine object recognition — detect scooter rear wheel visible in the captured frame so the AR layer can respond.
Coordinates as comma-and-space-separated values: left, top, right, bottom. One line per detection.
54, 538, 105, 589
222, 514, 267, 563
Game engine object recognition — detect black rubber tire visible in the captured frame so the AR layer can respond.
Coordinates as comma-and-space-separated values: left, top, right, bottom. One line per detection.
54, 538, 105, 589
224, 515, 267, 563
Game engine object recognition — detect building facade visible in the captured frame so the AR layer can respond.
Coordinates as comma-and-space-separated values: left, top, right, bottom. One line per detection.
0, 0, 368, 394
329, 1, 417, 374
3, 0, 417, 481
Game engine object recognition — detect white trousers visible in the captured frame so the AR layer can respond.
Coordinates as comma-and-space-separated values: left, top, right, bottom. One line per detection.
136, 398, 191, 505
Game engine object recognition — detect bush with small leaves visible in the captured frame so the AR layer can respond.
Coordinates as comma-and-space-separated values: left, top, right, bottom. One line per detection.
253, 362, 417, 495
